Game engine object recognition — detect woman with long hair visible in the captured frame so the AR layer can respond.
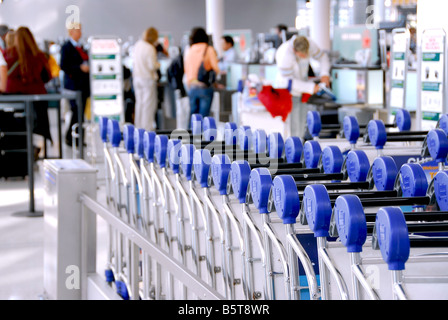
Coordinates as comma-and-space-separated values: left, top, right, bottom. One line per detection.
4, 26, 53, 143
132, 27, 161, 131
184, 27, 219, 118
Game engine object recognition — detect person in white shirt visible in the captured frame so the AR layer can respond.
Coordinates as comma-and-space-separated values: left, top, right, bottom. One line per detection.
0, 50, 6, 92
218, 35, 237, 74
275, 35, 330, 97
132, 27, 161, 131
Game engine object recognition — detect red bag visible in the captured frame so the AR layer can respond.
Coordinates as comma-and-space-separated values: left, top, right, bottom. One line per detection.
257, 85, 293, 122
301, 93, 312, 103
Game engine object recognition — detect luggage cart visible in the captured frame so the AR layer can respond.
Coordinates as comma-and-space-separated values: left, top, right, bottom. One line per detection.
247, 167, 291, 300
98, 117, 117, 285
133, 127, 157, 300
153, 134, 186, 299
105, 119, 140, 300
95, 111, 448, 301
141, 130, 168, 300
266, 148, 414, 299
185, 118, 274, 299
166, 138, 199, 299
290, 140, 448, 300
330, 186, 448, 300
254, 139, 376, 300
209, 153, 247, 300
374, 206, 448, 300
206, 127, 289, 300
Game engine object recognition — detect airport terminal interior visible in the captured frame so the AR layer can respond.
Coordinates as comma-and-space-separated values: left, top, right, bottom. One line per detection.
1, 0, 448, 302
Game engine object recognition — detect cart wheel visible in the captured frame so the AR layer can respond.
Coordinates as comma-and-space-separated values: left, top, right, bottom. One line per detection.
115, 280, 129, 300
105, 269, 115, 283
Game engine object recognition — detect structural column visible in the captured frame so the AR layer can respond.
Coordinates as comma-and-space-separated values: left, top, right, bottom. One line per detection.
206, 0, 224, 57
310, 0, 331, 52
374, 0, 385, 25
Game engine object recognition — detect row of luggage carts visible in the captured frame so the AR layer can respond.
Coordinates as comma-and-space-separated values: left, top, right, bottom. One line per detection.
97, 110, 448, 300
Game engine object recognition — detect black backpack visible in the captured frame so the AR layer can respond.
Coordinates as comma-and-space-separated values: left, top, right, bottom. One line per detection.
167, 49, 187, 97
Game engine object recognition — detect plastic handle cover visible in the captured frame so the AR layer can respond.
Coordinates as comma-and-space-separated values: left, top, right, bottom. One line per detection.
343, 116, 360, 145
334, 195, 367, 253
375, 207, 410, 271
254, 129, 267, 154
371, 156, 398, 191
346, 150, 370, 183
168, 139, 182, 174
123, 124, 135, 154
203, 117, 217, 142
303, 184, 332, 237
107, 119, 121, 148
249, 168, 273, 214
434, 170, 448, 211
211, 154, 232, 195
306, 111, 322, 138
143, 131, 156, 163
193, 149, 212, 188
238, 126, 252, 151
154, 135, 169, 168
399, 163, 428, 198
180, 144, 196, 181
368, 120, 387, 149
284, 137, 303, 164
191, 114, 203, 136
272, 175, 301, 224
321, 146, 343, 174
438, 114, 448, 136
303, 140, 322, 169
230, 160, 251, 204
99, 117, 108, 142
224, 122, 238, 146
269, 133, 285, 159
395, 109, 411, 132
427, 129, 448, 163
134, 128, 145, 159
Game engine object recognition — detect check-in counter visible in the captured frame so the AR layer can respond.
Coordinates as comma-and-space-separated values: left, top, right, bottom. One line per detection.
331, 64, 385, 108
226, 62, 278, 90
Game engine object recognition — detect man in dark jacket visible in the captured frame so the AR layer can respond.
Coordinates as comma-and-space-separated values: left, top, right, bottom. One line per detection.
60, 23, 90, 146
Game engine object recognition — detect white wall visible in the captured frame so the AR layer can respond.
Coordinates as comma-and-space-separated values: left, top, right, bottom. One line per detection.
0, 0, 297, 46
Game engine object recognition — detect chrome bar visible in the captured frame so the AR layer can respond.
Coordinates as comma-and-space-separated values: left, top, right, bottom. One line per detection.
80, 193, 225, 300
286, 232, 320, 300
318, 247, 350, 300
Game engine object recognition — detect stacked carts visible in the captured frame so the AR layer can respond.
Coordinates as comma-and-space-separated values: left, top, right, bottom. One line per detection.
97, 112, 448, 300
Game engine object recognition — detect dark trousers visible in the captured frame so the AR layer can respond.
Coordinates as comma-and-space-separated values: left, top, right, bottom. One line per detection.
188, 86, 214, 118
65, 93, 87, 145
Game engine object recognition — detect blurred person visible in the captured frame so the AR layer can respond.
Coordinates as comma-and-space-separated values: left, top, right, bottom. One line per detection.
218, 35, 237, 74
4, 26, 53, 144
132, 27, 160, 131
274, 24, 288, 49
0, 24, 9, 53
60, 22, 90, 146
5, 29, 15, 50
44, 40, 60, 80
275, 35, 330, 97
184, 27, 219, 118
